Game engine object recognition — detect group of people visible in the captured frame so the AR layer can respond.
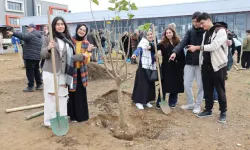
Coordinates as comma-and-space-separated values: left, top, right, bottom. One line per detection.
130, 11, 247, 124
4, 10, 250, 127
7, 17, 94, 128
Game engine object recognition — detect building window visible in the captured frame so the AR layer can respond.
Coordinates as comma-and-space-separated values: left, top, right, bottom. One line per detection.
49, 6, 68, 15
5, 0, 24, 13
37, 4, 42, 16
6, 15, 21, 27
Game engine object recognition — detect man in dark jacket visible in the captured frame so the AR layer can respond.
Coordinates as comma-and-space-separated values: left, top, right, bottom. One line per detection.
169, 12, 205, 114
8, 23, 43, 92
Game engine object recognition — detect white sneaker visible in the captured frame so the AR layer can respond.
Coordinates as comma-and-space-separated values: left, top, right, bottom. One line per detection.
193, 105, 201, 114
146, 102, 153, 108
136, 103, 144, 110
181, 104, 195, 110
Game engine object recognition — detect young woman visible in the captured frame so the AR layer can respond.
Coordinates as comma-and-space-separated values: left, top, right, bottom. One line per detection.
156, 27, 185, 109
68, 24, 93, 122
41, 16, 78, 128
131, 30, 157, 110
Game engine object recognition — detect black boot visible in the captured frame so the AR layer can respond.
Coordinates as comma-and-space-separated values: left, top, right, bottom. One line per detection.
218, 112, 226, 123
23, 87, 35, 92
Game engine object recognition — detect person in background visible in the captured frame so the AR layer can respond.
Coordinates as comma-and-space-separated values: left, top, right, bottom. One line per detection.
0, 32, 3, 55
241, 30, 250, 69
188, 12, 228, 123
131, 30, 157, 110
7, 23, 43, 92
131, 30, 139, 64
68, 24, 93, 122
232, 35, 242, 65
40, 25, 49, 71
11, 36, 20, 53
169, 12, 204, 114
98, 29, 106, 64
87, 29, 98, 62
122, 31, 132, 62
168, 23, 176, 31
156, 27, 185, 109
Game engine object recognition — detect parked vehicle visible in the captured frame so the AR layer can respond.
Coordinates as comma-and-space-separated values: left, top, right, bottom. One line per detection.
0, 25, 14, 50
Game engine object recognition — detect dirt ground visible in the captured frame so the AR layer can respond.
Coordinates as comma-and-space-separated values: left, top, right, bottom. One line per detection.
0, 53, 249, 150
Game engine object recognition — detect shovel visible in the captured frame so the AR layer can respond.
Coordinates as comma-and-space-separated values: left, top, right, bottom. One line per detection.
152, 24, 171, 115
47, 11, 69, 136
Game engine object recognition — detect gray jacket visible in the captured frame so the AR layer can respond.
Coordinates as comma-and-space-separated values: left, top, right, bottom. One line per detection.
41, 36, 85, 73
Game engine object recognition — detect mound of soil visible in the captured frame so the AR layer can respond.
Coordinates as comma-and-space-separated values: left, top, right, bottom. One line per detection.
91, 90, 171, 141
87, 63, 113, 81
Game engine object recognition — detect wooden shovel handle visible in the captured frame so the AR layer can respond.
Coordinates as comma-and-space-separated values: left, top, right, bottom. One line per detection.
152, 24, 164, 101
47, 11, 60, 113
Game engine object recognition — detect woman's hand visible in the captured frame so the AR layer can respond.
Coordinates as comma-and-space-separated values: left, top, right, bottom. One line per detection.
48, 41, 55, 50
131, 54, 136, 59
88, 44, 95, 51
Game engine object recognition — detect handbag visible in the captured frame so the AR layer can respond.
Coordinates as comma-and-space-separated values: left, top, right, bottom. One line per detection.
145, 69, 158, 82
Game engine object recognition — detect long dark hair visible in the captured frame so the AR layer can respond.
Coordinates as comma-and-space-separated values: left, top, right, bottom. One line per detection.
51, 16, 72, 40
161, 27, 180, 46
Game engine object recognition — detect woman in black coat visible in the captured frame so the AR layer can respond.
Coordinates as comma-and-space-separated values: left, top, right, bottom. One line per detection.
156, 27, 185, 109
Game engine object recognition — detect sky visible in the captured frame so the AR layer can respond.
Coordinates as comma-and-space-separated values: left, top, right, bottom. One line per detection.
43, 0, 208, 13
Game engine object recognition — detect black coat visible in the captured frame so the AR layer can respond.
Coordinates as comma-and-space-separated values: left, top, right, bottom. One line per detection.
13, 30, 42, 61
158, 43, 185, 93
173, 27, 204, 65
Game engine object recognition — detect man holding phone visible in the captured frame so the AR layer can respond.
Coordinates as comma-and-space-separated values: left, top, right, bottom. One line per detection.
169, 12, 205, 114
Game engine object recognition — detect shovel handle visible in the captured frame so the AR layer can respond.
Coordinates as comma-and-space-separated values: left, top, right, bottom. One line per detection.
47, 11, 60, 113
152, 24, 164, 101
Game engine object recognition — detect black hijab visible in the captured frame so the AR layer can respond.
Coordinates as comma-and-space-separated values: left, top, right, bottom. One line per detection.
75, 24, 88, 41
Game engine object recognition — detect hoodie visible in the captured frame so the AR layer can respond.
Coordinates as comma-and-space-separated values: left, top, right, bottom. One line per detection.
13, 30, 42, 60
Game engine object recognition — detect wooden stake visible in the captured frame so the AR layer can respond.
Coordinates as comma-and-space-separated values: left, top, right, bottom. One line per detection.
5, 103, 44, 113
26, 110, 44, 120
0, 59, 12, 61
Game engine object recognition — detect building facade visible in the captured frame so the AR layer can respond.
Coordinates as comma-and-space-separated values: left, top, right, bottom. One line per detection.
0, 0, 68, 30
19, 0, 250, 39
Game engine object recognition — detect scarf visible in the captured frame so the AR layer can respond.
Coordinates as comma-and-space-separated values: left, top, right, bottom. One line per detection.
138, 37, 156, 70
69, 35, 89, 92
75, 24, 88, 41
54, 32, 76, 89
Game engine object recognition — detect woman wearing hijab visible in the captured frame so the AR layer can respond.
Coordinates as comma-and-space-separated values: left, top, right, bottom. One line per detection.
41, 16, 77, 128
131, 30, 157, 110
67, 24, 93, 122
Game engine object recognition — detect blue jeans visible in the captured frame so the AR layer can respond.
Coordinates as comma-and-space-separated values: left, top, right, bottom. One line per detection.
13, 44, 18, 53
204, 88, 218, 100
157, 91, 178, 106
98, 47, 105, 61
213, 88, 218, 100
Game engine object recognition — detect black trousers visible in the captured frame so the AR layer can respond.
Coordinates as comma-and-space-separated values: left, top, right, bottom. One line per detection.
202, 64, 227, 112
25, 60, 42, 87
241, 51, 250, 69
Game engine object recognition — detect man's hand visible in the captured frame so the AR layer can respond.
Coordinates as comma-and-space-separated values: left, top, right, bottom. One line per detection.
7, 31, 13, 36
169, 53, 176, 61
188, 45, 199, 52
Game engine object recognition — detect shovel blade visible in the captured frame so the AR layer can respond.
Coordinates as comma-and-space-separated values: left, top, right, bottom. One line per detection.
160, 100, 171, 114
50, 112, 69, 136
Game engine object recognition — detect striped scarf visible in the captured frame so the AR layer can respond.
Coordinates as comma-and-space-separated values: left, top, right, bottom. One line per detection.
69, 36, 89, 92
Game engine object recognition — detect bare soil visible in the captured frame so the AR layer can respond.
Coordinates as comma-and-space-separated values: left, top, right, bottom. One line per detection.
0, 53, 250, 150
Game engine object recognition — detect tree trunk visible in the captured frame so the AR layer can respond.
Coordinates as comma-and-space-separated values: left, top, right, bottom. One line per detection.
116, 80, 125, 129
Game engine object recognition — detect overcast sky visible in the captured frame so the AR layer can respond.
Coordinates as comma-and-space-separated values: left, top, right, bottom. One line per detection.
43, 0, 207, 13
